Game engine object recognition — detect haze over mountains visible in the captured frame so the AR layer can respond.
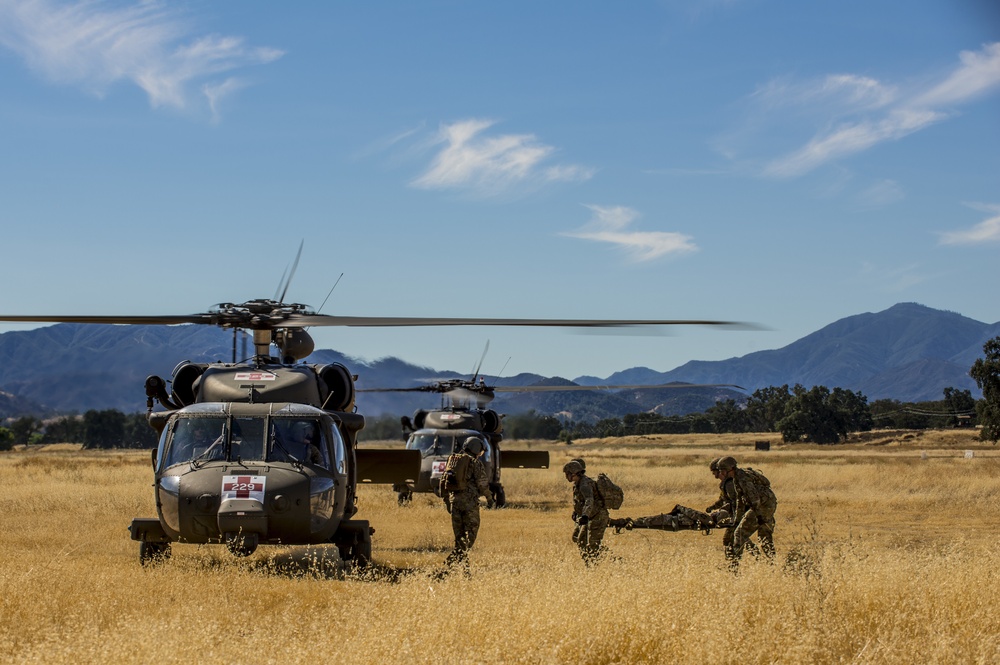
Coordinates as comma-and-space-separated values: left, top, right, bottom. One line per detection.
0, 303, 994, 420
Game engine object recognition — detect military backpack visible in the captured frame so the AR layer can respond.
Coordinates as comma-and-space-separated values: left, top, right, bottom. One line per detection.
743, 467, 771, 489
441, 453, 472, 492
595, 472, 624, 510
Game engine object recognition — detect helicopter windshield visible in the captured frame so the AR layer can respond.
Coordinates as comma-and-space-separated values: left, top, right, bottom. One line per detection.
269, 418, 333, 469
406, 433, 457, 457
164, 417, 229, 467
405, 432, 491, 463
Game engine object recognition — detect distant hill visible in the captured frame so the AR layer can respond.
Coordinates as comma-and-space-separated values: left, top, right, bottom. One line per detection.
607, 303, 997, 403
0, 303, 995, 419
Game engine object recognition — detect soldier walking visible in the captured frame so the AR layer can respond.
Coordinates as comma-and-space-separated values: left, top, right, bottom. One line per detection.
563, 459, 609, 566
441, 437, 493, 575
713, 456, 776, 568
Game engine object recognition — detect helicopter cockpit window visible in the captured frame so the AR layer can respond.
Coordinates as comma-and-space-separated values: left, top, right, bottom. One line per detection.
328, 425, 346, 474
270, 418, 331, 468
165, 417, 228, 467
230, 417, 266, 462
406, 433, 454, 457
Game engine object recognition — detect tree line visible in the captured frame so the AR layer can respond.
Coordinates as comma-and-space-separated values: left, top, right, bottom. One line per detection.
0, 411, 157, 451
4, 335, 999, 449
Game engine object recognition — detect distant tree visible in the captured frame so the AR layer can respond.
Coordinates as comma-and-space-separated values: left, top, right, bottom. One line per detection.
870, 398, 931, 429
9, 416, 43, 446
40, 415, 84, 444
942, 387, 977, 427
777, 384, 871, 444
970, 336, 1000, 442
123, 413, 159, 449
829, 387, 873, 433
505, 410, 563, 440
0, 426, 13, 452
82, 409, 127, 449
358, 414, 408, 442
593, 417, 626, 439
744, 385, 792, 432
688, 414, 715, 434
704, 399, 749, 433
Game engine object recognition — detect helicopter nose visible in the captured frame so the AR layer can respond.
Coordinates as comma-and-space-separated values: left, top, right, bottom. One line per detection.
217, 497, 268, 540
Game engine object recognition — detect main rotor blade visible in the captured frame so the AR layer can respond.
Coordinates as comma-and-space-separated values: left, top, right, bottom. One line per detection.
491, 382, 746, 393
471, 340, 489, 381
286, 314, 759, 329
358, 382, 745, 393
0, 314, 208, 325
277, 240, 304, 305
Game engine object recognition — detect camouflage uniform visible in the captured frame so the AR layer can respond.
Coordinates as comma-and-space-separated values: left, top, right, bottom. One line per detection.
728, 467, 777, 562
706, 476, 741, 558
572, 473, 610, 565
443, 453, 492, 570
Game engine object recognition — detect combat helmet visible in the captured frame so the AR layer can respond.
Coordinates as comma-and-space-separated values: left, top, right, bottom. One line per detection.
463, 437, 485, 455
717, 456, 738, 471
562, 460, 585, 476
709, 457, 721, 472
570, 457, 586, 470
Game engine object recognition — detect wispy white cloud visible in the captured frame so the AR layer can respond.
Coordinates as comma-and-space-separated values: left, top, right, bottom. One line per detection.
411, 119, 594, 195
751, 43, 1000, 177
856, 179, 904, 209
0, 0, 283, 118
561, 205, 697, 262
939, 203, 1000, 245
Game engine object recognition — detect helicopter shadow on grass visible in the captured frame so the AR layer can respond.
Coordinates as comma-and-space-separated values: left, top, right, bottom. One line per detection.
173, 546, 428, 584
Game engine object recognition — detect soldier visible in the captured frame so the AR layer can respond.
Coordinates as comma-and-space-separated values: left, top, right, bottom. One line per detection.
705, 457, 740, 562
563, 459, 609, 566
715, 456, 777, 568
441, 437, 493, 575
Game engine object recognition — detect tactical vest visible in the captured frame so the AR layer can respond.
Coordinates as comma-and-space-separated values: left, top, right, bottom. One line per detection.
441, 453, 472, 492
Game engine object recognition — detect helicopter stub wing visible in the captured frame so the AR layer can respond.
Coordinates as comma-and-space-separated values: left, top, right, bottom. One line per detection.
356, 449, 421, 485
500, 450, 550, 469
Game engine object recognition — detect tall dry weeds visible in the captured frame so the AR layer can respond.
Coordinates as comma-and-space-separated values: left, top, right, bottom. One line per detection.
1, 434, 997, 664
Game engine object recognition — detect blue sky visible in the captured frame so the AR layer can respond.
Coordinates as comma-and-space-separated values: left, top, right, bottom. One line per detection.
0, 0, 997, 381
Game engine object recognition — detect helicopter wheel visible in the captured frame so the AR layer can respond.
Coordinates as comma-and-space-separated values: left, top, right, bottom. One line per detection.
397, 490, 413, 506
489, 483, 506, 509
225, 532, 259, 557
139, 541, 171, 566
336, 521, 373, 570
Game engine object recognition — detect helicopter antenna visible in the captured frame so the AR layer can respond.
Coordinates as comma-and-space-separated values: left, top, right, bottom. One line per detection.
490, 356, 512, 383
316, 272, 344, 315
471, 340, 490, 382
275, 240, 304, 304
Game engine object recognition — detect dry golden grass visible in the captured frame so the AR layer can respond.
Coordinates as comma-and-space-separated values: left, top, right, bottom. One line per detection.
2, 431, 998, 664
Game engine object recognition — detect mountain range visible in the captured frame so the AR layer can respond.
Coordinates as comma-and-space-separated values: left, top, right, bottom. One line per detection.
0, 303, 995, 420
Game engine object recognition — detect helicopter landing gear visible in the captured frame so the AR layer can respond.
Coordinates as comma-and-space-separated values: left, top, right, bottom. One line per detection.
335, 520, 373, 569
488, 483, 506, 509
397, 490, 413, 506
139, 541, 171, 566
224, 532, 259, 557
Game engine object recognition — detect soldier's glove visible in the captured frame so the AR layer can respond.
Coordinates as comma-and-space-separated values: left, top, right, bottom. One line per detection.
577, 515, 590, 526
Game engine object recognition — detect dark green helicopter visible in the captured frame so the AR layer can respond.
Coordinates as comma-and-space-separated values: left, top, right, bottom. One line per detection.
362, 351, 746, 507
0, 266, 751, 565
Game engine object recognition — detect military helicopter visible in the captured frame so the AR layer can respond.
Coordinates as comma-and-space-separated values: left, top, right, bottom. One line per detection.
0, 269, 751, 565
361, 348, 745, 507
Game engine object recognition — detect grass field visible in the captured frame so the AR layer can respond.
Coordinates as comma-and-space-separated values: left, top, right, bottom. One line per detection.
1, 429, 998, 664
